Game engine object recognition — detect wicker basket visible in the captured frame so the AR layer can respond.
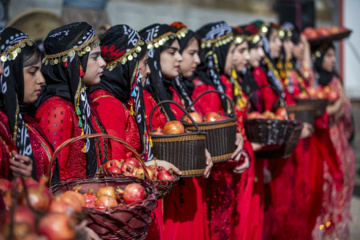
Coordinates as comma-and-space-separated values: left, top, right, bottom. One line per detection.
48, 133, 158, 240
295, 98, 328, 117
153, 176, 180, 199
150, 100, 207, 177
243, 85, 297, 145
287, 103, 315, 126
254, 121, 303, 159
181, 90, 237, 163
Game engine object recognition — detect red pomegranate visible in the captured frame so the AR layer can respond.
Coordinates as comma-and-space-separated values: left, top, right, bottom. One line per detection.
121, 163, 135, 174
96, 186, 116, 199
303, 27, 318, 39
262, 110, 275, 119
151, 127, 163, 136
123, 183, 147, 204
182, 112, 203, 123
157, 170, 174, 181
0, 179, 11, 193
215, 116, 229, 121
124, 157, 140, 169
95, 195, 118, 207
49, 199, 75, 215
275, 107, 287, 119
328, 89, 339, 102
317, 27, 331, 37
163, 121, 184, 134
107, 166, 122, 174
57, 193, 82, 213
306, 86, 317, 98
20, 187, 50, 211
1, 206, 36, 228
135, 167, 155, 180
83, 189, 97, 208
247, 111, 263, 119
329, 25, 341, 34
103, 159, 123, 171
203, 112, 220, 122
316, 90, 327, 99
38, 212, 75, 240
62, 187, 86, 207
295, 91, 308, 99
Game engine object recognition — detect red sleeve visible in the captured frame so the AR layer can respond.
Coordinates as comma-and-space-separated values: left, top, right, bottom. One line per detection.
34, 98, 73, 179
253, 67, 278, 111
220, 75, 233, 100
191, 80, 224, 116
314, 111, 329, 129
91, 95, 130, 160
143, 90, 167, 130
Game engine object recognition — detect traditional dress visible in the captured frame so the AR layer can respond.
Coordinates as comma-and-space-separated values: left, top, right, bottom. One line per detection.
36, 22, 108, 179
0, 27, 58, 181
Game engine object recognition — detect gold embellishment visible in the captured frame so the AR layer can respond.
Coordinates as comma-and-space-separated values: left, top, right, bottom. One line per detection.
0, 39, 33, 62
234, 35, 245, 45
184, 121, 236, 131
43, 36, 100, 65
201, 32, 234, 49
146, 32, 176, 50
151, 134, 206, 142
180, 169, 205, 176
91, 94, 114, 103
106, 38, 143, 70
211, 153, 233, 162
174, 28, 189, 39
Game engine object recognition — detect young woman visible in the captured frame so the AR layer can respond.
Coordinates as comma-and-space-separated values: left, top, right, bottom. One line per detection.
311, 42, 354, 240
35, 22, 108, 179
139, 23, 212, 240
0, 27, 59, 181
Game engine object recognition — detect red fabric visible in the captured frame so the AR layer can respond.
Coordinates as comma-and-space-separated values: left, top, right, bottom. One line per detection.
164, 177, 209, 240
0, 111, 16, 179
89, 89, 141, 160
168, 87, 186, 120
35, 96, 105, 179
191, 78, 224, 116
143, 90, 167, 130
252, 67, 278, 111
220, 74, 233, 100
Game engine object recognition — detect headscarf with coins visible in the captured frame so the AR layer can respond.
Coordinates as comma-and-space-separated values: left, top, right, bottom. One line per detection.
39, 22, 101, 175
0, 27, 37, 179
194, 21, 234, 113
90, 24, 152, 160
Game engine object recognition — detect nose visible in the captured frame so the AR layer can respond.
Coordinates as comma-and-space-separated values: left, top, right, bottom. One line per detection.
176, 52, 183, 62
245, 50, 250, 61
99, 56, 106, 68
37, 72, 46, 85
0, 63, 4, 75
146, 64, 151, 75
259, 48, 265, 58
194, 53, 200, 65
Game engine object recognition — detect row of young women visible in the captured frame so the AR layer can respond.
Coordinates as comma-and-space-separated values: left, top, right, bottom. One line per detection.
0, 19, 354, 240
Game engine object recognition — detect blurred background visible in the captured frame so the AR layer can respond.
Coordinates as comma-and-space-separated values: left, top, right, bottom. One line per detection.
1, 0, 360, 238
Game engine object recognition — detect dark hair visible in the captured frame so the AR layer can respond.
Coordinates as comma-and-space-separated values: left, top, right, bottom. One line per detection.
139, 41, 148, 60
23, 42, 43, 67
183, 35, 201, 52
159, 38, 177, 53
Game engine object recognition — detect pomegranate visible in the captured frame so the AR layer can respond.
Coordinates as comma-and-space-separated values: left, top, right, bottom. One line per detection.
303, 27, 318, 39
151, 127, 163, 136
203, 112, 220, 122
157, 170, 174, 181
274, 115, 285, 120
121, 163, 135, 174
182, 112, 203, 123
62, 186, 86, 207
316, 90, 327, 99
289, 113, 296, 120
123, 183, 147, 204
163, 121, 184, 134
295, 91, 308, 99
2, 191, 11, 209
107, 165, 122, 174
327, 89, 339, 102
20, 187, 50, 211
95, 195, 118, 207
49, 199, 75, 215
317, 27, 331, 37
122, 172, 134, 177
103, 159, 123, 171
275, 107, 287, 119
96, 186, 116, 199
1, 222, 33, 240
57, 193, 82, 212
38, 212, 75, 240
247, 111, 264, 119
13, 177, 39, 193
0, 206, 36, 228
124, 157, 140, 169
135, 167, 155, 180
215, 116, 229, 121
329, 25, 341, 34
306, 86, 317, 98
83, 189, 96, 208
262, 110, 275, 119
0, 179, 11, 193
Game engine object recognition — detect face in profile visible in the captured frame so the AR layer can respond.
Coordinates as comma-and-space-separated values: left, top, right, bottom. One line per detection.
249, 40, 265, 68
23, 55, 45, 104
232, 41, 250, 72
139, 55, 151, 87
269, 29, 282, 58
224, 42, 235, 76
292, 41, 305, 60
322, 47, 336, 72
83, 46, 106, 85
160, 40, 182, 79
180, 37, 200, 78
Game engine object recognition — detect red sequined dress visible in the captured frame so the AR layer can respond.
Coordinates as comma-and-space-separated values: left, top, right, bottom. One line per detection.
0, 111, 16, 179
35, 96, 107, 179
89, 89, 141, 159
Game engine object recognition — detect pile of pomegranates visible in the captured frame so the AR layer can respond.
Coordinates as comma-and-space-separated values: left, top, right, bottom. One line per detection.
102, 158, 175, 183
247, 108, 294, 121
295, 86, 339, 102
303, 25, 349, 39
182, 111, 229, 124
0, 176, 79, 240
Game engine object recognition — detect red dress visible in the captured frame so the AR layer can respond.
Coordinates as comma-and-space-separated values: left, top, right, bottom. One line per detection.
89, 89, 141, 159
35, 96, 106, 179
0, 111, 53, 180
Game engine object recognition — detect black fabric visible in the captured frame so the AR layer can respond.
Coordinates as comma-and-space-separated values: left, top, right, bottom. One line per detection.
0, 27, 37, 179
313, 42, 338, 86
90, 24, 152, 160
194, 21, 233, 112
139, 23, 177, 120
40, 22, 99, 175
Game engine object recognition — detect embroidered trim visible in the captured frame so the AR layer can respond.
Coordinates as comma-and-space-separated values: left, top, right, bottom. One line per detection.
91, 95, 114, 103
146, 32, 176, 50
0, 39, 33, 62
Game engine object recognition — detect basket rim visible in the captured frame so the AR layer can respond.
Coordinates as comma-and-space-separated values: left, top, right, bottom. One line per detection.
181, 117, 237, 126
150, 131, 207, 138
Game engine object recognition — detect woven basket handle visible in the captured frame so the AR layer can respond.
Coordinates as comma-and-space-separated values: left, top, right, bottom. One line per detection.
47, 133, 150, 185
149, 100, 200, 132
183, 89, 236, 117
246, 84, 288, 119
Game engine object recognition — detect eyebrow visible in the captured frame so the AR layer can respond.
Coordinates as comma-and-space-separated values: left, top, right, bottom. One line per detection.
26, 66, 40, 70
90, 51, 102, 56
169, 47, 179, 51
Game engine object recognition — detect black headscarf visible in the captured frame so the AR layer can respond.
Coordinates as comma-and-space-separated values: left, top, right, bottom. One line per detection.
40, 22, 101, 175
194, 21, 234, 113
0, 27, 38, 179
90, 24, 152, 160
313, 42, 338, 86
139, 23, 178, 121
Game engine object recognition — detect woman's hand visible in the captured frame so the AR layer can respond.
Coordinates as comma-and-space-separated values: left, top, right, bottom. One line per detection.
263, 167, 272, 184
204, 149, 213, 178
145, 159, 182, 175
300, 122, 314, 139
231, 133, 244, 161
9, 150, 32, 178
327, 97, 343, 117
251, 142, 264, 152
233, 152, 250, 174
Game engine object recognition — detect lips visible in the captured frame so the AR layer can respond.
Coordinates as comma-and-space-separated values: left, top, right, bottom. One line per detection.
99, 71, 103, 76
